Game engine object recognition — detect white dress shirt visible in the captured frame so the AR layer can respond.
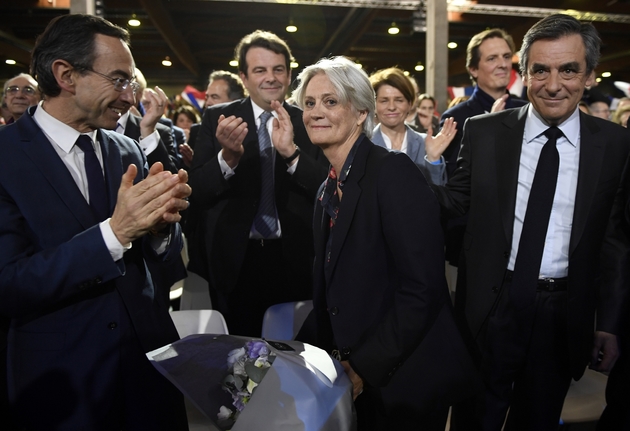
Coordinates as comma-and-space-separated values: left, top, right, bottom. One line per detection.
380, 129, 409, 154
33, 103, 129, 261
216, 99, 302, 238
218, 100, 298, 178
508, 105, 581, 278
116, 110, 160, 155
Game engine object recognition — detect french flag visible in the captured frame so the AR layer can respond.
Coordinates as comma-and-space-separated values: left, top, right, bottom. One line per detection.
180, 85, 206, 112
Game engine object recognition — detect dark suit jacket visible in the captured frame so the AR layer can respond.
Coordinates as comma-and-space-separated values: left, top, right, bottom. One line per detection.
123, 114, 187, 286
124, 113, 179, 173
440, 89, 528, 178
300, 137, 480, 415
158, 117, 185, 169
188, 123, 201, 150
439, 89, 528, 266
0, 108, 185, 427
188, 98, 328, 295
432, 105, 630, 379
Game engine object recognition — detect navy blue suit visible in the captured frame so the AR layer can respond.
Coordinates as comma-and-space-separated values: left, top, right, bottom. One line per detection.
0, 108, 187, 430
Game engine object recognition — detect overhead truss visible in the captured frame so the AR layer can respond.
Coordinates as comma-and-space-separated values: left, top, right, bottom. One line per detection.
196, 0, 630, 24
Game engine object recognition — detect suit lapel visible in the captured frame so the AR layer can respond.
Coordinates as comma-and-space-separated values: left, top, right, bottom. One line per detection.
124, 114, 141, 139
495, 106, 528, 245
237, 98, 262, 177
324, 138, 370, 285
18, 113, 97, 228
405, 126, 423, 162
569, 113, 604, 254
98, 130, 124, 217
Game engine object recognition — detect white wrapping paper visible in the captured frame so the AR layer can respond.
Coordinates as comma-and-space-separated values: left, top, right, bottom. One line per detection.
147, 334, 356, 431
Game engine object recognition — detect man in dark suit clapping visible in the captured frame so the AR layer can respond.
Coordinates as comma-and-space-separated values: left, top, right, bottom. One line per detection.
188, 30, 328, 336
0, 14, 191, 430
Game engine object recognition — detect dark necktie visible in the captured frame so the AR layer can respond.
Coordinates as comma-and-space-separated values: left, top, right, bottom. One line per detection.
75, 135, 108, 221
510, 127, 563, 309
253, 111, 277, 238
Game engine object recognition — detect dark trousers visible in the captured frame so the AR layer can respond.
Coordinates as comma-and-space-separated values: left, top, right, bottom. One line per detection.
355, 387, 449, 431
213, 239, 304, 337
11, 310, 188, 431
453, 281, 573, 431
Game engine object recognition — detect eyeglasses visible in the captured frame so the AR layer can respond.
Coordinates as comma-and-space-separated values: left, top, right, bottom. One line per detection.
83, 68, 141, 94
5, 86, 37, 96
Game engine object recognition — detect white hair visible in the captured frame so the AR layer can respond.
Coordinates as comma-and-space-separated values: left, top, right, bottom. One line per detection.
292, 56, 375, 138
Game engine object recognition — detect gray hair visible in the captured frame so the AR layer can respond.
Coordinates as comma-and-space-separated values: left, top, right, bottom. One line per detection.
3, 73, 38, 93
519, 13, 601, 77
292, 56, 375, 138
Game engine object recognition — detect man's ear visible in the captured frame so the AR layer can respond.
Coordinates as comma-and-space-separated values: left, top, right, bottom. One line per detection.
584, 70, 596, 89
51, 59, 77, 94
468, 67, 478, 80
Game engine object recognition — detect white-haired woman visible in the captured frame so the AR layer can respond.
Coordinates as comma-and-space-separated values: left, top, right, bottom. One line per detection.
276, 57, 479, 431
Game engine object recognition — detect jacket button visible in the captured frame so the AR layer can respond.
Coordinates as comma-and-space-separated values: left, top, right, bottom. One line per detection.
503, 251, 509, 258
330, 307, 339, 316
342, 347, 351, 356
108, 322, 118, 329
95, 277, 102, 284
492, 286, 498, 293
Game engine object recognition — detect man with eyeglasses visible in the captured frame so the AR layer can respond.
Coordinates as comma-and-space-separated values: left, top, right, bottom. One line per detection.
2, 73, 40, 124
0, 14, 190, 430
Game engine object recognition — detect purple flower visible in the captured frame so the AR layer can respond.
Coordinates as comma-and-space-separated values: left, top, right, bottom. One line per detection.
246, 340, 269, 358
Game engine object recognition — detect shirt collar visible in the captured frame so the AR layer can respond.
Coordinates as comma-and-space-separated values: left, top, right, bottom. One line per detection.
524, 105, 580, 147
118, 110, 130, 129
250, 99, 279, 125
32, 102, 99, 153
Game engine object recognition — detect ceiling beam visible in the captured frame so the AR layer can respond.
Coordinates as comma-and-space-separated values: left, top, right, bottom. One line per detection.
316, 7, 377, 62
137, 0, 200, 77
0, 29, 34, 66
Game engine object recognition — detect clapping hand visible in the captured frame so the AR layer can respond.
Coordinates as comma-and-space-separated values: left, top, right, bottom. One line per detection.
425, 117, 457, 163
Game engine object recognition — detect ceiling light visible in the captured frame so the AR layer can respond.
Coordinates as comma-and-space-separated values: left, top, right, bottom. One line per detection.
286, 18, 297, 33
290, 61, 299, 69
5, 59, 16, 65
403, 71, 410, 76
414, 62, 425, 72
596, 77, 602, 83
388, 22, 400, 35
162, 56, 172, 67
601, 72, 611, 78
229, 60, 239, 67
128, 14, 141, 27
355, 63, 363, 69
447, 42, 458, 49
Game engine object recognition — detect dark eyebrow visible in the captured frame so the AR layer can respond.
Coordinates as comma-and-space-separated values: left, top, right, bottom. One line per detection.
559, 61, 581, 71
530, 63, 549, 70
109, 69, 131, 79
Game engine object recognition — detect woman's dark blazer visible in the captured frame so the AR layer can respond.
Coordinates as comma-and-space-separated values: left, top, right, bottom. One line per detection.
299, 136, 480, 415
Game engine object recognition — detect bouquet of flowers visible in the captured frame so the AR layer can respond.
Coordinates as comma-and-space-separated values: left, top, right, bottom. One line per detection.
146, 334, 356, 431
217, 340, 276, 430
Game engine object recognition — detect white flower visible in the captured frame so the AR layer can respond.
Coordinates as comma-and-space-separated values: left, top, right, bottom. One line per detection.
218, 405, 233, 420
246, 378, 258, 394
227, 347, 246, 367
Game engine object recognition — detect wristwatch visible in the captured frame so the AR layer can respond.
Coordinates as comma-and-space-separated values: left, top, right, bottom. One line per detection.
283, 146, 301, 164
